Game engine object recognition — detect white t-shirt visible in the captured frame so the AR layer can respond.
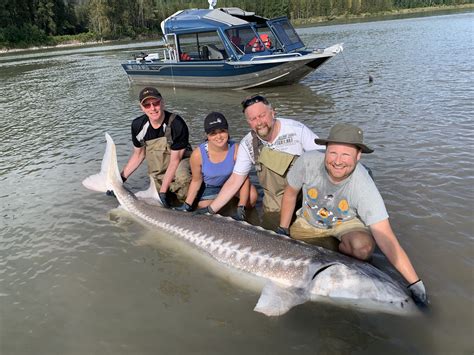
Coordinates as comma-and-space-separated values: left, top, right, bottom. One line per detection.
233, 118, 324, 175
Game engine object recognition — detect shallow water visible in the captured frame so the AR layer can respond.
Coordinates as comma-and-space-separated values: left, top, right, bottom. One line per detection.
1, 12, 473, 355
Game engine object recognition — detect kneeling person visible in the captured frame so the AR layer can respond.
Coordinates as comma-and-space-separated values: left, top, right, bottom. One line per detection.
120, 87, 192, 207
278, 123, 428, 306
177, 112, 257, 220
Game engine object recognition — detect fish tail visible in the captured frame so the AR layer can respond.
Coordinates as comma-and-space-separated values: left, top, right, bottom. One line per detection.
82, 133, 123, 192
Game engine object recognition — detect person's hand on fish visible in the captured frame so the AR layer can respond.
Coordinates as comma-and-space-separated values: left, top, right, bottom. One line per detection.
158, 192, 170, 208
408, 279, 429, 307
174, 202, 192, 212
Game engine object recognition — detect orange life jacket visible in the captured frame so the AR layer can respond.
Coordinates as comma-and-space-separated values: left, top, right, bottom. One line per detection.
248, 34, 272, 52
180, 52, 191, 61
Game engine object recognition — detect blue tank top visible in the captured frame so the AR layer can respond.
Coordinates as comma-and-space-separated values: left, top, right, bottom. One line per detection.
200, 141, 236, 187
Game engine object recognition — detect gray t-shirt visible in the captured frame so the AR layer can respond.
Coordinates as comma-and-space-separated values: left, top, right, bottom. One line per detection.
287, 150, 388, 228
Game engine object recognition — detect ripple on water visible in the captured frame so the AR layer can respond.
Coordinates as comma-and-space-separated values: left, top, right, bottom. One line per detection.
0, 13, 473, 354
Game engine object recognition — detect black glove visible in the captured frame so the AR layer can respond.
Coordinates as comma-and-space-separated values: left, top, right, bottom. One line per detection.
232, 205, 246, 221
106, 173, 127, 196
276, 226, 290, 236
193, 205, 216, 215
408, 279, 429, 307
158, 192, 170, 209
174, 202, 192, 212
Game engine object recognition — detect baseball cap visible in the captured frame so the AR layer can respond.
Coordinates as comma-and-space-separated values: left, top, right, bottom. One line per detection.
139, 87, 162, 103
204, 112, 229, 134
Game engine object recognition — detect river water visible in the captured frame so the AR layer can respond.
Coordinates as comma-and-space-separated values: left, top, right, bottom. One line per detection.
1, 12, 473, 355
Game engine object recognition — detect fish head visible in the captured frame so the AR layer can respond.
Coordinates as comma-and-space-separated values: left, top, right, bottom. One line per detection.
307, 262, 416, 314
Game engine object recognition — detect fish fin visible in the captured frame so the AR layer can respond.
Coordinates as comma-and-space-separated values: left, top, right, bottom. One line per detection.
135, 175, 161, 203
82, 133, 122, 192
254, 282, 309, 316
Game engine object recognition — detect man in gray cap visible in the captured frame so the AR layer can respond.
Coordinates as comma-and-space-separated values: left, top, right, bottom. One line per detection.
278, 123, 428, 306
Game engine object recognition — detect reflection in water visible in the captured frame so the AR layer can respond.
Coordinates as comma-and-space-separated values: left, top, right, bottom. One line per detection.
0, 12, 473, 355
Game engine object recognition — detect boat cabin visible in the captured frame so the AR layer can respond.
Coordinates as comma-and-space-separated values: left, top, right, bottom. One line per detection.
161, 8, 306, 62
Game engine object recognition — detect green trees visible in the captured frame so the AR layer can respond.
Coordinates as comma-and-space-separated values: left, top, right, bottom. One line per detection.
37, 0, 56, 35
0, 0, 78, 47
0, 0, 471, 48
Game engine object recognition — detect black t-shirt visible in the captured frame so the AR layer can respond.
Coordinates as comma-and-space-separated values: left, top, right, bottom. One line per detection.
131, 111, 191, 151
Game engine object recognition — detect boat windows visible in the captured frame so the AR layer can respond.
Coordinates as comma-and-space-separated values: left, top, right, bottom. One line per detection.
177, 31, 228, 61
267, 18, 305, 52
225, 27, 268, 55
255, 26, 282, 52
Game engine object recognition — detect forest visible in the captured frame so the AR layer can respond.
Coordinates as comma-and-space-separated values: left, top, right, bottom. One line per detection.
0, 0, 471, 48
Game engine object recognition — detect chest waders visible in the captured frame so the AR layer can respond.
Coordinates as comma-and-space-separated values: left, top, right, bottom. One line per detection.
252, 131, 298, 213
144, 114, 191, 202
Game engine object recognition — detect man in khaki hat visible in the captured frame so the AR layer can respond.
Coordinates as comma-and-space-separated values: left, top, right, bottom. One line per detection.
278, 123, 428, 306
120, 87, 192, 207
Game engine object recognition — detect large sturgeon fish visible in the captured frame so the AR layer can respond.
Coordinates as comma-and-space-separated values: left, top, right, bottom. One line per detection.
83, 133, 414, 316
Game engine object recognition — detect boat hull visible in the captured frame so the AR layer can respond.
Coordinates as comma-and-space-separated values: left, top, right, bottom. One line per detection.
122, 49, 339, 89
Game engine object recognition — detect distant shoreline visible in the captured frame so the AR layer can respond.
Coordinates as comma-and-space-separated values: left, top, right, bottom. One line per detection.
292, 4, 473, 26
0, 39, 114, 54
1, 4, 472, 54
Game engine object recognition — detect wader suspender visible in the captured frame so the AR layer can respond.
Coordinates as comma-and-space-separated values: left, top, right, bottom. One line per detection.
164, 113, 177, 146
251, 131, 263, 172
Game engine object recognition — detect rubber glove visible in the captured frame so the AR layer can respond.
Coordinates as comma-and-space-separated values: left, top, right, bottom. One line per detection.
276, 226, 290, 236
408, 279, 429, 307
232, 205, 246, 221
106, 174, 126, 197
193, 205, 216, 215
158, 192, 170, 209
174, 202, 192, 212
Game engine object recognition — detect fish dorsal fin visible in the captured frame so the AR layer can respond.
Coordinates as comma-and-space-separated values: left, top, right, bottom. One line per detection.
254, 282, 309, 316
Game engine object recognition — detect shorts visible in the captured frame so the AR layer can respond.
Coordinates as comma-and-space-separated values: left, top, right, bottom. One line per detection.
197, 184, 222, 201
290, 215, 370, 243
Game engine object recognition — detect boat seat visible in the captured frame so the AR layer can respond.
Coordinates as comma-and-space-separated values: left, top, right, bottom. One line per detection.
201, 46, 209, 60
206, 44, 224, 60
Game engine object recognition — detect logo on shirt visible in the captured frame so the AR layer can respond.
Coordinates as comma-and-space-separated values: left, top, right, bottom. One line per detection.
274, 133, 296, 146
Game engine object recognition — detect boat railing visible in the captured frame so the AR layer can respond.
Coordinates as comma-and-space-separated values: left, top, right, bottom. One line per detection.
163, 47, 178, 62
249, 52, 302, 61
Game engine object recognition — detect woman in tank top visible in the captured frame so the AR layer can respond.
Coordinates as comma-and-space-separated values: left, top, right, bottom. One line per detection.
176, 112, 257, 220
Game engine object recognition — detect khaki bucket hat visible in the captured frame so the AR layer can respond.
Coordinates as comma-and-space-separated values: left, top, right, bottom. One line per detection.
315, 123, 374, 153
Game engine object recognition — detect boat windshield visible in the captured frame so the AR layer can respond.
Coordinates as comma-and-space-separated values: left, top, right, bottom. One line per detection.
225, 26, 269, 55
254, 25, 282, 52
266, 17, 305, 52
177, 31, 229, 61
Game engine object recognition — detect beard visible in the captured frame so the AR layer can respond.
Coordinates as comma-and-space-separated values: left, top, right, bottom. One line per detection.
256, 124, 272, 139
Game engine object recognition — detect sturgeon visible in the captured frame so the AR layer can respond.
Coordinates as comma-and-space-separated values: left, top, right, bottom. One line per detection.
82, 133, 414, 316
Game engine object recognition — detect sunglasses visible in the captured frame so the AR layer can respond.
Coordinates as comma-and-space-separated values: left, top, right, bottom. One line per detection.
241, 95, 269, 112
142, 99, 162, 109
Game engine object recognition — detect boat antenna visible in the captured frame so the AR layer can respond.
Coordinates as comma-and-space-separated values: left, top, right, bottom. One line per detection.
208, 0, 217, 9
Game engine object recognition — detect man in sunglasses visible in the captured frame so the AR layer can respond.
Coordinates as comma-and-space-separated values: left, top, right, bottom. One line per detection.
119, 87, 192, 207
200, 94, 324, 215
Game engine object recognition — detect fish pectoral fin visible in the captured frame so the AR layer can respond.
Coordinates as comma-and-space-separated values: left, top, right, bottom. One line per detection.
135, 176, 160, 202
254, 282, 309, 317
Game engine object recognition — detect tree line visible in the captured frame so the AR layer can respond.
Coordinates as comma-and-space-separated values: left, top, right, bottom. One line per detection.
0, 0, 471, 48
